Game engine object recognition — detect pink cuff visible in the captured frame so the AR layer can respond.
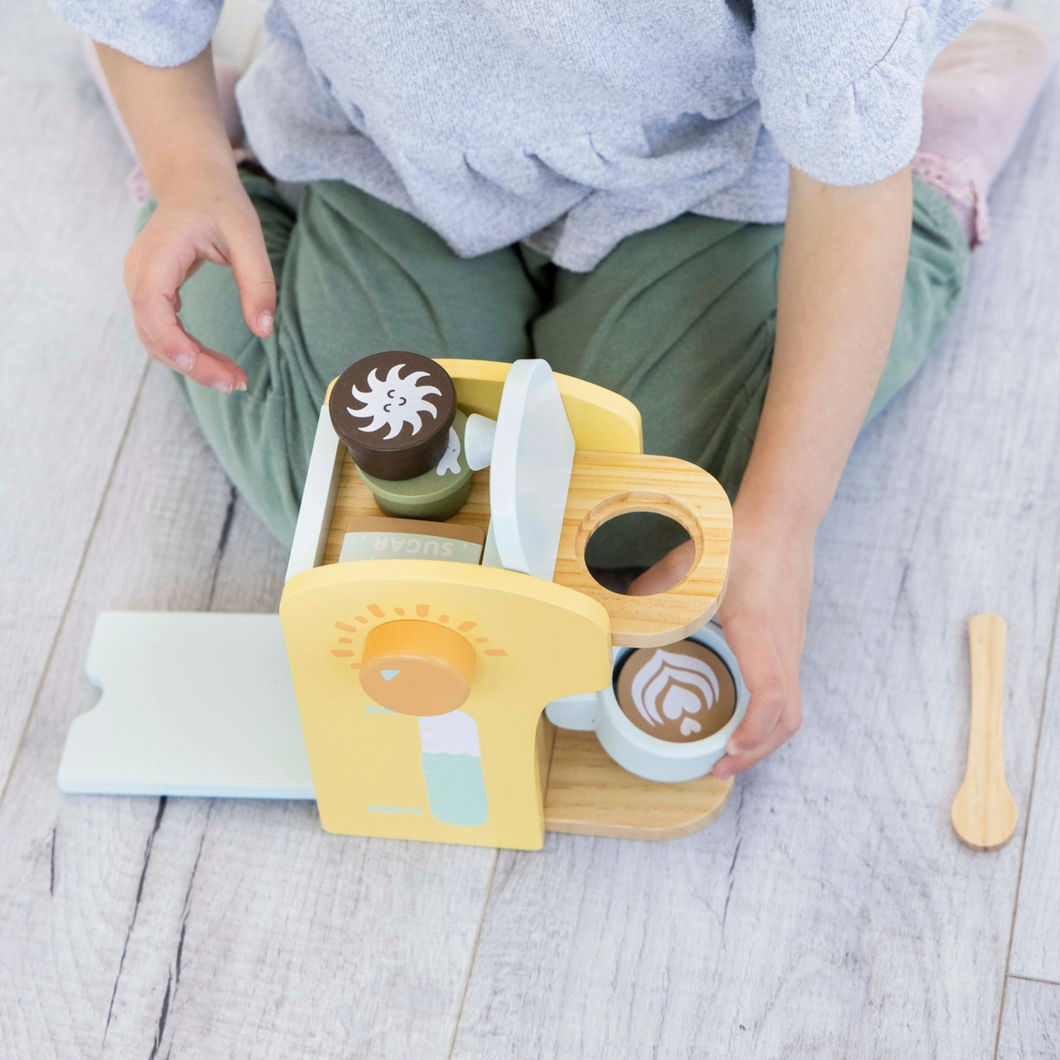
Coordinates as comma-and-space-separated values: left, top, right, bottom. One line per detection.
911, 151, 990, 249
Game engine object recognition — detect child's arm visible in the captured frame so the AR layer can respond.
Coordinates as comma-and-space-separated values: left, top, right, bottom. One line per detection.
95, 43, 274, 391
633, 165, 913, 778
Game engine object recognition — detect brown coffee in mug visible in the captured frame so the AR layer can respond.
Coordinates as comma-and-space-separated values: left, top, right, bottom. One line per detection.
614, 639, 736, 743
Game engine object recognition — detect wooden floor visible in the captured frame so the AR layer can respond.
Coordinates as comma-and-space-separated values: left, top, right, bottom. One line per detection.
2, 2, 1059, 1057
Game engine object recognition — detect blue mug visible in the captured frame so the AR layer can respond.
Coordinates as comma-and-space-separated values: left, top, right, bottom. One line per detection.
545, 621, 748, 783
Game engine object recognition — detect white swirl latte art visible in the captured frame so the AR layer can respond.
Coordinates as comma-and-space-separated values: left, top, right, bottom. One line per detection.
348, 363, 442, 439
629, 648, 720, 737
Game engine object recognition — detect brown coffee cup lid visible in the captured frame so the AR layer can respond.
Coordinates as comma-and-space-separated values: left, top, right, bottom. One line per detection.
615, 639, 736, 743
329, 352, 456, 480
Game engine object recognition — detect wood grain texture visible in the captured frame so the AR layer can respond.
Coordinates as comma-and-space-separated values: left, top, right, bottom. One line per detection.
323, 453, 491, 566
997, 979, 1060, 1060
1009, 589, 1060, 981
558, 451, 732, 647
324, 449, 732, 646
0, 367, 249, 1060
0, 3, 144, 795
450, 42, 1060, 1060
3, 0, 1060, 1057
1002, 0, 1060, 1002
544, 730, 733, 839
0, 364, 499, 1060
106, 510, 498, 1060
952, 615, 1017, 850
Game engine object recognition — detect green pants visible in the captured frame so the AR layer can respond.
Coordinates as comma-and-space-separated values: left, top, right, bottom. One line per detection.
155, 174, 968, 567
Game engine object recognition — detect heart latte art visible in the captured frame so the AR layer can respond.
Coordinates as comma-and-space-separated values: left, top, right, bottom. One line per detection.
615, 640, 736, 744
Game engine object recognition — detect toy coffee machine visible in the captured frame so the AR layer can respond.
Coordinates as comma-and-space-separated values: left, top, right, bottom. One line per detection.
59, 355, 748, 850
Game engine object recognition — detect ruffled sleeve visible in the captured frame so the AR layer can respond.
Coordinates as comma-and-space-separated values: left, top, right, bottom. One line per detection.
751, 0, 989, 185
49, 0, 224, 67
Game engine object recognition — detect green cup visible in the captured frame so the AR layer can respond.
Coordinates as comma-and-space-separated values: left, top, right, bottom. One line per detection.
358, 410, 473, 520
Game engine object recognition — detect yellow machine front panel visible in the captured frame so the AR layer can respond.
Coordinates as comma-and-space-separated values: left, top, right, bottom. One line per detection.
280, 560, 612, 850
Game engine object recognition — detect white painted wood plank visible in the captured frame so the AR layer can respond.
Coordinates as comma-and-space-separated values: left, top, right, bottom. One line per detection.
285, 403, 343, 582
0, 0, 144, 792
0, 365, 245, 1059
0, 364, 498, 1060
1009, 609, 1060, 980
998, 979, 1060, 1060
450, 44, 1060, 1060
994, 0, 1060, 988
1, 6, 496, 1052
99, 503, 495, 1060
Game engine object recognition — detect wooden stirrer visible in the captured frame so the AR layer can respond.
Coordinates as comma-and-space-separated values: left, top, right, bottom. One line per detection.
951, 614, 1017, 851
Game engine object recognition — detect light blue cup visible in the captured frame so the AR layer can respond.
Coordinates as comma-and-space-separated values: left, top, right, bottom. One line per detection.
545, 621, 748, 783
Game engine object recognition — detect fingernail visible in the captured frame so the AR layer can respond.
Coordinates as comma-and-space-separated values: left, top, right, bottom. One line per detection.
234, 380, 247, 392
726, 738, 742, 756
714, 764, 732, 779
258, 311, 273, 335
176, 353, 195, 372
213, 380, 233, 394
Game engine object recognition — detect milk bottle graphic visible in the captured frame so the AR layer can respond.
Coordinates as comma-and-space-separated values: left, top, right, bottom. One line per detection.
417, 711, 488, 827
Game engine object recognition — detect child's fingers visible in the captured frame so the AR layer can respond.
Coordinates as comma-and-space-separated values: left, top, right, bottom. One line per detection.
132, 313, 248, 391
712, 623, 798, 778
130, 282, 202, 374
222, 210, 276, 339
628, 540, 695, 595
127, 227, 248, 391
715, 699, 801, 778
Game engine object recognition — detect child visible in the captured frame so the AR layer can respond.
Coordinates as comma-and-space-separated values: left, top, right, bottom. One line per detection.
53, 0, 1053, 780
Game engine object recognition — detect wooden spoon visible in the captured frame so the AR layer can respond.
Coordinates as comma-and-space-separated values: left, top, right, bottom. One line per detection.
951, 614, 1017, 851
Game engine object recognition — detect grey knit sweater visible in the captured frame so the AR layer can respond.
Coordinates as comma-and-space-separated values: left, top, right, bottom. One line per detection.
53, 0, 986, 270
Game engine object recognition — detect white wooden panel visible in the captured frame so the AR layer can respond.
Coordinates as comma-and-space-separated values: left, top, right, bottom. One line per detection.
59, 612, 314, 799
0, 1, 144, 792
998, 979, 1060, 1060
450, 43, 1060, 1060
285, 404, 344, 581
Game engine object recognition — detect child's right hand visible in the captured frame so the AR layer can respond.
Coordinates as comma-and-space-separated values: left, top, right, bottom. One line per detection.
125, 160, 275, 393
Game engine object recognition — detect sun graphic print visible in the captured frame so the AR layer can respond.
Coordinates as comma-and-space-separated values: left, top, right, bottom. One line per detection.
348, 362, 442, 440
328, 604, 507, 829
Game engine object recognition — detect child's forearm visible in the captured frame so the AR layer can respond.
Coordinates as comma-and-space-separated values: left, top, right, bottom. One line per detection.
94, 43, 274, 391
736, 166, 913, 538
94, 42, 235, 198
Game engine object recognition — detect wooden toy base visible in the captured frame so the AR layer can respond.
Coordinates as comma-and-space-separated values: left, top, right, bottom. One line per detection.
543, 728, 733, 840
60, 613, 733, 842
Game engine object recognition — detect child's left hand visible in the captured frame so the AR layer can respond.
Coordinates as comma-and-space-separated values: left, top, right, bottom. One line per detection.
629, 505, 813, 778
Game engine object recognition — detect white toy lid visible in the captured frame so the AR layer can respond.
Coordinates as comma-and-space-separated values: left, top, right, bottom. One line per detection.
488, 360, 575, 581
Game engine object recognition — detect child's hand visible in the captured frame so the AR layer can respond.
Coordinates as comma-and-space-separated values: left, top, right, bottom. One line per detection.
629, 508, 812, 777
125, 160, 275, 392
708, 513, 812, 777
90, 42, 275, 392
